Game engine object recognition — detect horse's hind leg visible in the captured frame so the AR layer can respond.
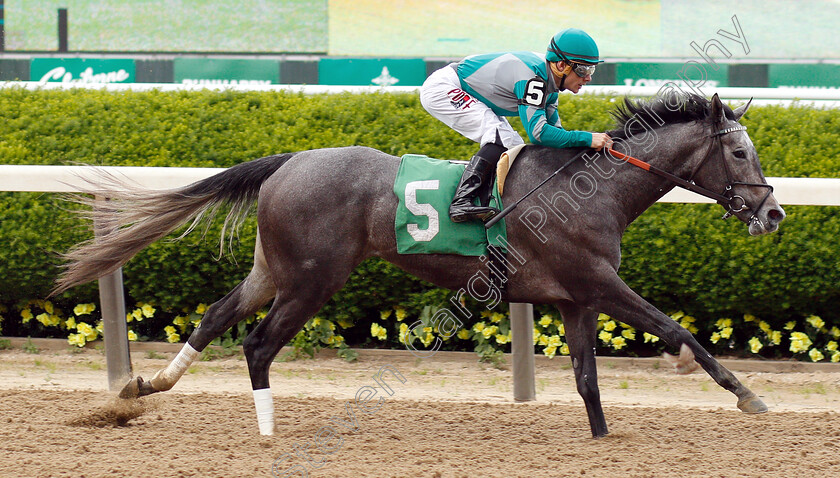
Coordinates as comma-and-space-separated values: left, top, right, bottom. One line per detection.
557, 301, 608, 438
242, 258, 361, 435
120, 234, 276, 398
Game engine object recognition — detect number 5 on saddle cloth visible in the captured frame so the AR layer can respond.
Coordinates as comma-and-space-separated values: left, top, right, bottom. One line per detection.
393, 154, 508, 257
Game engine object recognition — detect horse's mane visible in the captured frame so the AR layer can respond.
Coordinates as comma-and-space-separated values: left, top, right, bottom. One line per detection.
608, 92, 735, 139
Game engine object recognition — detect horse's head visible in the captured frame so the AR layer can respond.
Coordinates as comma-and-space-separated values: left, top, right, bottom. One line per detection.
693, 93, 786, 235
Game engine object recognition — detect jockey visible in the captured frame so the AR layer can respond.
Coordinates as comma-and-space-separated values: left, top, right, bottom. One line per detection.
420, 28, 614, 223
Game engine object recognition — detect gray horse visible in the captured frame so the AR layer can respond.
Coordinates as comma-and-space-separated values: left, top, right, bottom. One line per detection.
53, 92, 785, 438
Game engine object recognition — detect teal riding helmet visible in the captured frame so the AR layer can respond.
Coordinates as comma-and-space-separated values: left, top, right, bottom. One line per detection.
547, 28, 604, 65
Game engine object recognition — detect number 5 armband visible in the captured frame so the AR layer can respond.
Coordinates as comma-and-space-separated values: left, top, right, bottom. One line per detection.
518, 76, 548, 109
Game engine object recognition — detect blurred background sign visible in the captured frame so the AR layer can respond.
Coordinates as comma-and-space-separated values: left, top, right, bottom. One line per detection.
30, 58, 134, 83
173, 58, 280, 85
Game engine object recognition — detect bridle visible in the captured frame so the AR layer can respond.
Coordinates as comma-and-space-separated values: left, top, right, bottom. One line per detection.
607, 121, 774, 223
483, 119, 775, 231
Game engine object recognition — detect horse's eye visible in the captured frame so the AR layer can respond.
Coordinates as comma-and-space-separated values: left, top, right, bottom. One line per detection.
733, 150, 747, 159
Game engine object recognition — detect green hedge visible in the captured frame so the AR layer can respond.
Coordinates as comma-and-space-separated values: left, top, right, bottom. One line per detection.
0, 87, 837, 349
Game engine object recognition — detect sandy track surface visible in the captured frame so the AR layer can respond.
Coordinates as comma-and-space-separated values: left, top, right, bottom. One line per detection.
1, 344, 839, 477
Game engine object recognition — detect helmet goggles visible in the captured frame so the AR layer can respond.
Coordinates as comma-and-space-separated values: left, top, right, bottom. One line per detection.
550, 38, 597, 77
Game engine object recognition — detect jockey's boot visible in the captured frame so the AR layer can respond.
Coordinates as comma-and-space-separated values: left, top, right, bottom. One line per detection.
449, 142, 506, 223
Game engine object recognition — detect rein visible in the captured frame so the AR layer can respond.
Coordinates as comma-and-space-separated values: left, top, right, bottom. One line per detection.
484, 121, 775, 230
606, 123, 773, 220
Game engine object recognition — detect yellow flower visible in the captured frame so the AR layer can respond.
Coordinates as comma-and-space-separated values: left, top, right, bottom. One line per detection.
73, 303, 96, 316
598, 330, 612, 343
710, 332, 721, 344
76, 322, 97, 341
173, 315, 189, 332
809, 348, 825, 362
380, 309, 392, 320
495, 334, 510, 345
394, 307, 406, 321
398, 323, 409, 344
533, 329, 542, 345
784, 321, 796, 331
553, 319, 563, 328
539, 315, 553, 327
538, 335, 549, 346
473, 322, 486, 332
611, 336, 627, 350
830, 327, 840, 339
195, 303, 207, 314
716, 318, 732, 329
370, 323, 387, 341
827, 341, 838, 352
420, 332, 434, 347
603, 320, 617, 332
769, 331, 782, 345
557, 323, 565, 336
44, 301, 54, 315
806, 315, 825, 330
743, 314, 757, 323
141, 304, 156, 318
490, 312, 504, 323
748, 337, 763, 354
643, 332, 659, 343
719, 327, 733, 339
36, 313, 51, 326
95, 321, 104, 334
131, 308, 143, 321
758, 321, 772, 334
21, 308, 33, 323
543, 345, 557, 358
67, 333, 86, 348
337, 319, 353, 329
164, 325, 180, 343
559, 344, 570, 355
127, 330, 137, 341
832, 351, 840, 363
621, 328, 636, 341
789, 332, 813, 353
481, 325, 498, 339
670, 311, 685, 321
333, 335, 345, 345
547, 335, 562, 347
457, 329, 471, 340
598, 313, 612, 322
65, 317, 76, 330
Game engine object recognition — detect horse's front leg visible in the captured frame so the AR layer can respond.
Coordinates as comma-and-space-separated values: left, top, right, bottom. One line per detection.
556, 301, 608, 438
583, 274, 767, 414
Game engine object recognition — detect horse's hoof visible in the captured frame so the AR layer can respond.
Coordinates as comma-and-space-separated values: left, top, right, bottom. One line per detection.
737, 393, 768, 414
118, 376, 142, 399
118, 376, 157, 399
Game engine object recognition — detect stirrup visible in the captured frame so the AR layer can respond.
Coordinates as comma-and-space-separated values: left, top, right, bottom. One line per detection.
449, 205, 499, 223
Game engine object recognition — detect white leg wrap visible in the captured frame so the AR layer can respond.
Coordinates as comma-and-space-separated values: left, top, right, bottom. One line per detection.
253, 388, 275, 436
151, 343, 200, 390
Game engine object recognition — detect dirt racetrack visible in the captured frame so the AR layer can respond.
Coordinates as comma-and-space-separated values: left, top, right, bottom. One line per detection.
1, 340, 839, 477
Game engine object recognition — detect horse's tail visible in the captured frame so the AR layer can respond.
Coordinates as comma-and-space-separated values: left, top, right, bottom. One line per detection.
51, 153, 297, 297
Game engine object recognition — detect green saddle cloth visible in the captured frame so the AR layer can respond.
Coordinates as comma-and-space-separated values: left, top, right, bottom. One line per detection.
393, 154, 507, 256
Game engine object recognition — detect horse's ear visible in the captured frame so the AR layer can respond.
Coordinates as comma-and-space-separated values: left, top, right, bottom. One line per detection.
733, 97, 753, 121
710, 93, 725, 125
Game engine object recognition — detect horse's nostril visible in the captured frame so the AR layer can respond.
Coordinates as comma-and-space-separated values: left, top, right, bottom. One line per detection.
768, 208, 785, 224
